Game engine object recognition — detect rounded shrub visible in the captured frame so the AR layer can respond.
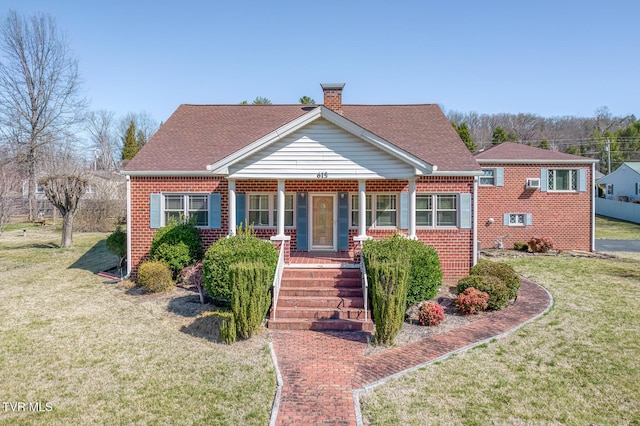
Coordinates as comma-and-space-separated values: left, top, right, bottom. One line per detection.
203, 227, 278, 302
470, 259, 520, 300
138, 261, 174, 293
418, 301, 445, 326
456, 287, 489, 315
149, 220, 202, 276
457, 275, 509, 310
362, 234, 443, 308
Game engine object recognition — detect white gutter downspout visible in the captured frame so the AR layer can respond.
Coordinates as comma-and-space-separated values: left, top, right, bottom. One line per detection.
473, 175, 479, 265
591, 163, 596, 252
125, 175, 132, 279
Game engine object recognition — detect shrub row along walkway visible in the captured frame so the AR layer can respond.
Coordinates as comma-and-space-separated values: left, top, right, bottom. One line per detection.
270, 278, 552, 426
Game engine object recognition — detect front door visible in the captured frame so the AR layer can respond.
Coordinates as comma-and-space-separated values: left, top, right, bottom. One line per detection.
311, 195, 335, 250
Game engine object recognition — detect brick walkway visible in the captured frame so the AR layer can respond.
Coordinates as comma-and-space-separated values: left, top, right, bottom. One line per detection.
270, 278, 552, 425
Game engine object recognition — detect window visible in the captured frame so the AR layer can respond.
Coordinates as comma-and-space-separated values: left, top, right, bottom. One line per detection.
164, 194, 208, 227
414, 194, 458, 228
608, 184, 614, 195
509, 214, 525, 226
273, 194, 294, 227
248, 194, 270, 226
350, 194, 396, 228
436, 195, 457, 227
416, 194, 433, 226
351, 194, 372, 227
504, 213, 532, 227
247, 193, 295, 227
548, 169, 578, 191
376, 195, 397, 227
35, 183, 45, 194
480, 169, 495, 186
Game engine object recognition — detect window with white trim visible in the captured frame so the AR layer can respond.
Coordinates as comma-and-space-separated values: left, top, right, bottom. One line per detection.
272, 194, 294, 227
350, 194, 396, 228
376, 194, 397, 227
164, 194, 208, 227
548, 169, 578, 191
414, 194, 458, 228
416, 194, 433, 226
248, 194, 270, 226
509, 214, 525, 226
247, 193, 294, 228
351, 194, 372, 227
480, 169, 495, 186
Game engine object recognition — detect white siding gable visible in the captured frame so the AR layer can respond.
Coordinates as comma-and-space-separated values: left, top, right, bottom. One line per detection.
228, 118, 416, 179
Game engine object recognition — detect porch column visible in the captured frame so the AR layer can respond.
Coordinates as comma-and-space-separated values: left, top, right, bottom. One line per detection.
357, 179, 367, 239
408, 178, 417, 239
228, 179, 236, 236
276, 179, 285, 238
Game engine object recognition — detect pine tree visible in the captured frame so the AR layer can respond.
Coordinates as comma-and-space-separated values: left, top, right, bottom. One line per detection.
121, 120, 138, 160
452, 122, 476, 152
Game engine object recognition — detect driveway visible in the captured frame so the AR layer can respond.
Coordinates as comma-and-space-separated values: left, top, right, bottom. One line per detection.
595, 239, 640, 252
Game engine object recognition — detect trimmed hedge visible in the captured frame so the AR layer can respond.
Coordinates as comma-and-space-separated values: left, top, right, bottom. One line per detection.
203, 227, 278, 302
106, 225, 127, 259
229, 261, 272, 339
149, 220, 202, 276
138, 261, 174, 293
470, 259, 520, 300
457, 275, 509, 310
362, 234, 442, 307
369, 258, 410, 346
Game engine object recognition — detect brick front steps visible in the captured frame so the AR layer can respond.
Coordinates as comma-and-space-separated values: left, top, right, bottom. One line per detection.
268, 266, 373, 332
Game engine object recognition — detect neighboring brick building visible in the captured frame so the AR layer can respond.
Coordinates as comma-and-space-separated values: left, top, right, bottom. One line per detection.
474, 142, 597, 251
123, 84, 482, 283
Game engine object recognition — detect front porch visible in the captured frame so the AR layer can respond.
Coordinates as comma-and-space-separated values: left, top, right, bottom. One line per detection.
288, 250, 359, 267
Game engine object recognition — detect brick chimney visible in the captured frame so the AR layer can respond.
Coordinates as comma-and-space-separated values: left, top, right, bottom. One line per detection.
321, 83, 345, 114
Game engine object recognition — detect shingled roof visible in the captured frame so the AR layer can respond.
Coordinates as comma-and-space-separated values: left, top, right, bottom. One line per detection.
474, 142, 598, 164
123, 103, 480, 174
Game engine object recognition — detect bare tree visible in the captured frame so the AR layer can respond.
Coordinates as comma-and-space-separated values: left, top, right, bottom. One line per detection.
0, 159, 20, 235
0, 10, 86, 220
87, 110, 118, 171
38, 148, 88, 248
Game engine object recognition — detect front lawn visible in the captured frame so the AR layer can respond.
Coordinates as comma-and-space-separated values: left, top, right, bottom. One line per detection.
0, 227, 275, 425
359, 251, 640, 424
596, 215, 640, 239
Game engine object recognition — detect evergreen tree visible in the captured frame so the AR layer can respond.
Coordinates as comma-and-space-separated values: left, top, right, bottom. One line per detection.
299, 95, 315, 104
491, 126, 509, 145
252, 96, 272, 105
452, 122, 476, 152
121, 120, 138, 160
539, 139, 550, 150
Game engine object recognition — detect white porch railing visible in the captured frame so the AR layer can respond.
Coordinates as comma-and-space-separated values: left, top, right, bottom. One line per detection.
271, 241, 286, 321
359, 254, 369, 323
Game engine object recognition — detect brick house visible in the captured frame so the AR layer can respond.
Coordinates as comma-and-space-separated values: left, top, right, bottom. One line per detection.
123, 84, 483, 285
474, 142, 597, 251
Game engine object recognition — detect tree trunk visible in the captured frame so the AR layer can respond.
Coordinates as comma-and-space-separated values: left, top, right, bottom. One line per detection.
61, 211, 74, 248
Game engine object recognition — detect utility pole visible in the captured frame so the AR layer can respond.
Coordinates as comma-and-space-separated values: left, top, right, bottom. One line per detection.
606, 138, 611, 174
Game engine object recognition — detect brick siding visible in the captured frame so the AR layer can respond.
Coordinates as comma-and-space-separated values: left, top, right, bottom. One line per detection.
129, 176, 475, 283
477, 163, 593, 251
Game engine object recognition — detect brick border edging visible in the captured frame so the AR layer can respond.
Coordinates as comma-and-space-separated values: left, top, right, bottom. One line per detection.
268, 341, 284, 426
352, 278, 554, 426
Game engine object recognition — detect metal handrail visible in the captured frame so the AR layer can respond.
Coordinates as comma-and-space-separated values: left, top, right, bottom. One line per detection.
271, 241, 285, 320
359, 254, 369, 323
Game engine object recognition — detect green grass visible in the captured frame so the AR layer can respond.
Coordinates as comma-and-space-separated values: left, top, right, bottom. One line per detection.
596, 215, 640, 239
0, 227, 275, 425
360, 252, 640, 425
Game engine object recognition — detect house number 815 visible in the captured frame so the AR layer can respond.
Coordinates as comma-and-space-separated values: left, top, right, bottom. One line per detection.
316, 171, 328, 179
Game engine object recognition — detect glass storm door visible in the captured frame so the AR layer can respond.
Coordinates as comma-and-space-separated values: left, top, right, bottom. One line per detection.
311, 195, 334, 250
